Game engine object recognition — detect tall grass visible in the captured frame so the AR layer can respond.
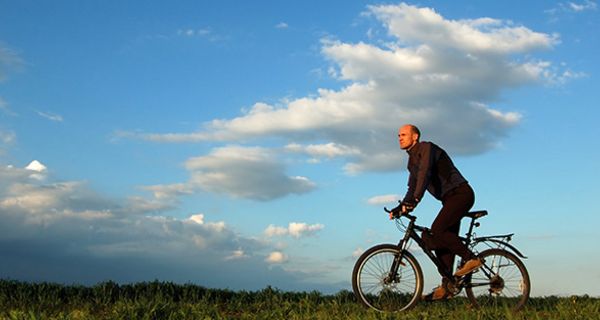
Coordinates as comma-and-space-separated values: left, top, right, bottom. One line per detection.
1, 280, 598, 319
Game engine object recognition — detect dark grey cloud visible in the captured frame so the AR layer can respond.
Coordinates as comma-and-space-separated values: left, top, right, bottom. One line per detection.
0, 164, 336, 292
185, 146, 316, 201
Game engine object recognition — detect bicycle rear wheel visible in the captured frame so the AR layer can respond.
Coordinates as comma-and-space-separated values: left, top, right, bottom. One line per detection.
464, 248, 530, 311
352, 244, 423, 312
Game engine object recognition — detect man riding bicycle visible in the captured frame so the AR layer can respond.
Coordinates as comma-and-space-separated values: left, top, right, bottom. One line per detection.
394, 124, 483, 301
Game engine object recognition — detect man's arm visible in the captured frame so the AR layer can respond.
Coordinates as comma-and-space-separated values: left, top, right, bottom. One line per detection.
402, 173, 417, 204
412, 142, 433, 203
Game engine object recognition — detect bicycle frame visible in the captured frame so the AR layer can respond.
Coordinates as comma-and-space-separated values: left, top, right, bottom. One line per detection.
392, 214, 455, 281
388, 210, 527, 286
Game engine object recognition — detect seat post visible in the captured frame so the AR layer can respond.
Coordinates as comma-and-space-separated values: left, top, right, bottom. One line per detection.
464, 216, 477, 243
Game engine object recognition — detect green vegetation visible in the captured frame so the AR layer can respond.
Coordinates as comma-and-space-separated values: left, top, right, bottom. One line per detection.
1, 280, 598, 319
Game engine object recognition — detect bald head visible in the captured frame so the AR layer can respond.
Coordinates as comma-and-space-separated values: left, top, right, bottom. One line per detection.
398, 124, 420, 150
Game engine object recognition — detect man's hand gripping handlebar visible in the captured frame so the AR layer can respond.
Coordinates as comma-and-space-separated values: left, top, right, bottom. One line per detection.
385, 201, 415, 220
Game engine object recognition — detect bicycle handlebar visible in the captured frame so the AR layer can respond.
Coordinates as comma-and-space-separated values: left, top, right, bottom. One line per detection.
383, 206, 417, 221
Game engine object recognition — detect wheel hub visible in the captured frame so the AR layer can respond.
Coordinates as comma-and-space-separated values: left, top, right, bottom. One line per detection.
489, 275, 505, 294
382, 273, 400, 286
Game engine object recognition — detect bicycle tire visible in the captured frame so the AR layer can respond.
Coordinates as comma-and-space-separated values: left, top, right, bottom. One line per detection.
352, 244, 423, 312
464, 248, 530, 311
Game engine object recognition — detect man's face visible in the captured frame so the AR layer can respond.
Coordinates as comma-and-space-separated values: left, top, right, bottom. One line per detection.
398, 126, 418, 150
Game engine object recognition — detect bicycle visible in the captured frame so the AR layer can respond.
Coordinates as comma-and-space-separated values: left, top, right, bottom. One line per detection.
352, 205, 530, 312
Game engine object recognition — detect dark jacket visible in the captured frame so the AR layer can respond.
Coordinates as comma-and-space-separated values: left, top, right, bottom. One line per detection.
402, 141, 467, 204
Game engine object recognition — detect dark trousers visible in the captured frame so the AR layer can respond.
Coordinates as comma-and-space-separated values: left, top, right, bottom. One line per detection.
431, 183, 475, 277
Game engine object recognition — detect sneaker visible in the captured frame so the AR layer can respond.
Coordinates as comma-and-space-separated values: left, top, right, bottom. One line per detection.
454, 258, 483, 277
421, 285, 451, 301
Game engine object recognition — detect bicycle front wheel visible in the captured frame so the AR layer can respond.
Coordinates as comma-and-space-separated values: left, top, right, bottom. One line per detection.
464, 248, 530, 311
352, 244, 423, 312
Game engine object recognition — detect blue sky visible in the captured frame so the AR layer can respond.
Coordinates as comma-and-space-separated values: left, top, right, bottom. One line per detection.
0, 1, 599, 296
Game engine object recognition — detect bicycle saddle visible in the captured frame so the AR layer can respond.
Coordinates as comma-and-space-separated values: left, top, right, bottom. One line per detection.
466, 210, 488, 219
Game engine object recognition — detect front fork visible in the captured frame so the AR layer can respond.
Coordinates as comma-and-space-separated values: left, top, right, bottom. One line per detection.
384, 231, 413, 284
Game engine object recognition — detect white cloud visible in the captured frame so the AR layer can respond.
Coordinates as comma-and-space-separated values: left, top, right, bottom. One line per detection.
264, 222, 325, 238
188, 213, 205, 225
225, 248, 249, 261
197, 28, 211, 36
0, 43, 22, 116
0, 43, 24, 82
177, 27, 222, 42
368, 4, 558, 54
206, 221, 226, 233
367, 194, 399, 205
125, 195, 174, 215
275, 22, 289, 29
114, 145, 317, 202
0, 102, 16, 116
545, 1, 597, 17
288, 222, 324, 238
0, 97, 15, 116
178, 28, 210, 37
265, 251, 287, 264
568, 0, 597, 12
140, 183, 193, 201
24, 160, 48, 181
128, 146, 317, 203
25, 160, 47, 173
126, 3, 568, 177
264, 224, 288, 237
36, 111, 64, 122
0, 180, 113, 224
185, 213, 226, 232
352, 247, 364, 258
0, 129, 16, 152
285, 142, 361, 159
185, 146, 316, 201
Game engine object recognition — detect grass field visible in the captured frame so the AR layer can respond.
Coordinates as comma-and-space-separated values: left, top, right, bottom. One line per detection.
1, 280, 598, 320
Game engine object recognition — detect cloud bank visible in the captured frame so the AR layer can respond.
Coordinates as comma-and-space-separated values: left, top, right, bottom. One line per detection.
0, 162, 330, 291
116, 3, 571, 202
127, 3, 562, 187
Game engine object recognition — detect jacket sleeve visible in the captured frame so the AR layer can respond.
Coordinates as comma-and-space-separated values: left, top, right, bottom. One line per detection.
412, 142, 433, 203
403, 172, 417, 204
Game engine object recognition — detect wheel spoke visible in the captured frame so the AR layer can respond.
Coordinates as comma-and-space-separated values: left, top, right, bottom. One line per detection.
464, 249, 530, 311
353, 246, 422, 312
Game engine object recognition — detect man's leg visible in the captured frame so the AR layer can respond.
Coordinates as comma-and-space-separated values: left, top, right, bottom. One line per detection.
424, 185, 474, 301
431, 184, 475, 276
434, 221, 461, 275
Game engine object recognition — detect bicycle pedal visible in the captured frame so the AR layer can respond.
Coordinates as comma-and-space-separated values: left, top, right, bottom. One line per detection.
443, 282, 460, 296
